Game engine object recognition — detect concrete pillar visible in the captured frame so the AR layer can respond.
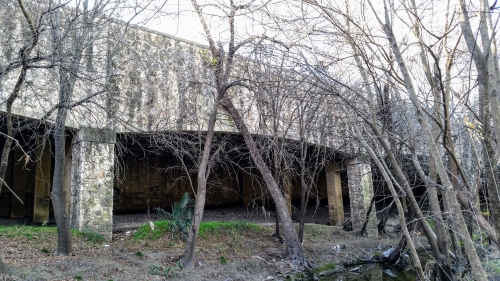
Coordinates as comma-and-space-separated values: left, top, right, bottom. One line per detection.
71, 128, 115, 241
11, 149, 28, 218
325, 164, 344, 226
33, 141, 51, 222
347, 157, 378, 237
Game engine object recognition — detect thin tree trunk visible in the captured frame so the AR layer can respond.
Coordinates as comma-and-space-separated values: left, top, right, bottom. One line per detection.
379, 10, 487, 278
221, 97, 310, 267
298, 142, 307, 242
414, 152, 453, 281
52, 74, 72, 255
272, 150, 282, 242
358, 197, 375, 237
180, 98, 219, 267
357, 128, 424, 280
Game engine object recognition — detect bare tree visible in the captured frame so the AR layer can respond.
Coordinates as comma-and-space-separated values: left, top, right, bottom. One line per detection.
179, 0, 247, 267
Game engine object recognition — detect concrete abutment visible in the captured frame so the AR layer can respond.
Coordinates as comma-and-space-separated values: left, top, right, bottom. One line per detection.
71, 128, 115, 241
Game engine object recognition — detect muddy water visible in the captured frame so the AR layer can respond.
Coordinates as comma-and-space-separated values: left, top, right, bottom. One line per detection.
321, 263, 417, 281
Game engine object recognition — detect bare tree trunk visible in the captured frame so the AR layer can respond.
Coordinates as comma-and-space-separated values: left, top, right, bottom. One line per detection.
298, 142, 307, 242
221, 97, 310, 267
51, 73, 73, 255
180, 99, 219, 267
358, 197, 375, 237
272, 150, 282, 242
357, 128, 424, 280
377, 9, 487, 278
415, 152, 453, 281
459, 0, 500, 245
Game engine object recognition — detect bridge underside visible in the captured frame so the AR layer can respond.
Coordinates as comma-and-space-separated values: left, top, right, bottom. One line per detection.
0, 126, 378, 239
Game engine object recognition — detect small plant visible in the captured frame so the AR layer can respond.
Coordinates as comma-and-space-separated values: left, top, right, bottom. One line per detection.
72, 230, 106, 243
41, 248, 50, 254
164, 262, 183, 278
135, 251, 144, 258
73, 275, 83, 280
220, 256, 228, 264
156, 192, 194, 241
150, 264, 163, 275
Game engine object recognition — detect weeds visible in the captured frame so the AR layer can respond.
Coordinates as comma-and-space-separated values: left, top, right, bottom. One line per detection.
150, 265, 163, 275
164, 262, 183, 278
220, 256, 228, 264
135, 251, 144, 258
72, 230, 106, 243
73, 275, 83, 280
41, 248, 50, 254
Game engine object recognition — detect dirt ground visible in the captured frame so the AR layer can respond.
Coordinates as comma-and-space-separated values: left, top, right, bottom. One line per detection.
0, 207, 399, 281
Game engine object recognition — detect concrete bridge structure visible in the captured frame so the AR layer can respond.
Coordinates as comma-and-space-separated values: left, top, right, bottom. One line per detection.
0, 4, 377, 239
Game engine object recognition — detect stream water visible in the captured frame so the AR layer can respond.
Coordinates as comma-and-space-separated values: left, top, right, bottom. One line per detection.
320, 263, 417, 281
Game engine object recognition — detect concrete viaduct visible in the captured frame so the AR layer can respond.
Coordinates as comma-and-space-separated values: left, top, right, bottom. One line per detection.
0, 9, 377, 239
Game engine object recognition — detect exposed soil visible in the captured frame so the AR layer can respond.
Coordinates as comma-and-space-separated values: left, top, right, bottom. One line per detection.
0, 207, 398, 281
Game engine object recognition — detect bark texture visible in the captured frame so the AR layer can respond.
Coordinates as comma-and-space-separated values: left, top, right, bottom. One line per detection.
221, 97, 310, 267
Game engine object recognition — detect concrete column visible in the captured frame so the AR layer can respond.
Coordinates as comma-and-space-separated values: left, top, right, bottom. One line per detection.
325, 164, 344, 226
347, 157, 378, 237
33, 142, 51, 222
11, 149, 27, 218
71, 128, 115, 241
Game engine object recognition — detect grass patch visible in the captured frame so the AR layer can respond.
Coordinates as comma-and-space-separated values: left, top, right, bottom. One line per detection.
311, 262, 336, 274
133, 220, 170, 240
71, 230, 106, 243
198, 221, 262, 239
0, 225, 56, 240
